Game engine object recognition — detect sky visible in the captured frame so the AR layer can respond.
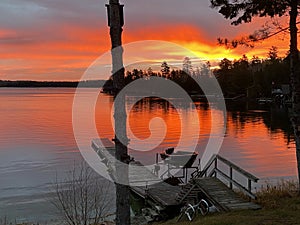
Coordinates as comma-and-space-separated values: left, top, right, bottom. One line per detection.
0, 0, 291, 81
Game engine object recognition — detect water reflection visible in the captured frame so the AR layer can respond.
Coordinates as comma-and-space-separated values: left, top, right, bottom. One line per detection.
95, 94, 297, 183
122, 97, 203, 165
0, 88, 297, 221
227, 102, 293, 145
222, 102, 296, 181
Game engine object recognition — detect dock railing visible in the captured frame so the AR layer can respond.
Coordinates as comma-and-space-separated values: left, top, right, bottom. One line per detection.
191, 154, 259, 199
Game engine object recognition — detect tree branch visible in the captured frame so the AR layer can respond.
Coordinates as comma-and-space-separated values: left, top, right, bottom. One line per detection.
218, 21, 300, 48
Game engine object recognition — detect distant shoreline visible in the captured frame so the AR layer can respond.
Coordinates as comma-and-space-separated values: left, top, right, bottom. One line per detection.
0, 80, 105, 88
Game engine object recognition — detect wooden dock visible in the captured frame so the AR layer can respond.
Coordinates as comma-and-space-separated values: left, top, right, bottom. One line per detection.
92, 138, 162, 186
131, 181, 181, 206
92, 138, 182, 222
92, 138, 261, 221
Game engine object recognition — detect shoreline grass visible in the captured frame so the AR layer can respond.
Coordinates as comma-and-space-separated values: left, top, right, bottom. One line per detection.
158, 180, 300, 225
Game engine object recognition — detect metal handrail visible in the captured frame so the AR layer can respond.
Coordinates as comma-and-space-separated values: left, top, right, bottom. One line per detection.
191, 154, 259, 199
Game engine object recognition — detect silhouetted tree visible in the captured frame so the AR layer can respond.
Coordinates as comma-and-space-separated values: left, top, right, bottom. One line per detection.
147, 67, 153, 76
215, 56, 251, 96
106, 0, 130, 224
200, 61, 211, 77
211, 0, 300, 186
268, 46, 279, 62
182, 57, 193, 74
161, 61, 170, 78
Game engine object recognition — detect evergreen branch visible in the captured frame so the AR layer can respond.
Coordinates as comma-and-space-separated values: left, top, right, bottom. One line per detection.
218, 21, 300, 48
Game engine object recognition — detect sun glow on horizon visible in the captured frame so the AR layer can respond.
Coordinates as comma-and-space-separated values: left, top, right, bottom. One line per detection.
0, 20, 292, 81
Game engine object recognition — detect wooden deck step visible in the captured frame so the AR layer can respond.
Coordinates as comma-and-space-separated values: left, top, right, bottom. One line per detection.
194, 177, 261, 211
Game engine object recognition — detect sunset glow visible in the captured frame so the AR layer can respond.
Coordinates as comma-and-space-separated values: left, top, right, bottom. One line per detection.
0, 0, 292, 81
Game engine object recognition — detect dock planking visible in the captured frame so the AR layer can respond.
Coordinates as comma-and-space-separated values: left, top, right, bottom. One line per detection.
131, 181, 181, 207
92, 138, 162, 186
193, 177, 261, 211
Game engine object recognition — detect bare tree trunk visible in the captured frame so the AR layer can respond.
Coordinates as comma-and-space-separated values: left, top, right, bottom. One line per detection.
289, 1, 300, 188
107, 0, 131, 224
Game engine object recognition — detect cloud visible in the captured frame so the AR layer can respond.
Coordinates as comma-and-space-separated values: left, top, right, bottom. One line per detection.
0, 0, 291, 80
0, 30, 35, 45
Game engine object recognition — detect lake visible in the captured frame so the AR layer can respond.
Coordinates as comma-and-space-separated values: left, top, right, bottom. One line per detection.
0, 88, 297, 223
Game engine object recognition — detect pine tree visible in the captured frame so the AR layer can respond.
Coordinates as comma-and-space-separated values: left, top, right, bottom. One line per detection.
211, 0, 300, 187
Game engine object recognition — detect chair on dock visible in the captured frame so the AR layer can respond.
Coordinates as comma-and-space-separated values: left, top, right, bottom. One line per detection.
160, 148, 198, 168
159, 147, 174, 159
168, 151, 198, 168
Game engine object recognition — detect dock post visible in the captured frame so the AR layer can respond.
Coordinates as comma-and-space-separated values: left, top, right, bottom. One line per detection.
248, 179, 252, 201
229, 167, 233, 189
214, 158, 218, 177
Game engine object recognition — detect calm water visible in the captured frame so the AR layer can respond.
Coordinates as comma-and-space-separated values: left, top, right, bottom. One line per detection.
0, 88, 297, 222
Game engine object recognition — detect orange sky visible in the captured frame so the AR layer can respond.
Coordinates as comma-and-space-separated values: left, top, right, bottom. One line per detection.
0, 0, 292, 81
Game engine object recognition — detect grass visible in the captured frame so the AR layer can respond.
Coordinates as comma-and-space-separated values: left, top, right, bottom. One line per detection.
157, 180, 300, 225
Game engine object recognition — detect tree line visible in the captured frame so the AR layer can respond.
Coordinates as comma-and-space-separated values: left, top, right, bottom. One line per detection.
103, 57, 213, 95
103, 48, 290, 99
215, 46, 290, 98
